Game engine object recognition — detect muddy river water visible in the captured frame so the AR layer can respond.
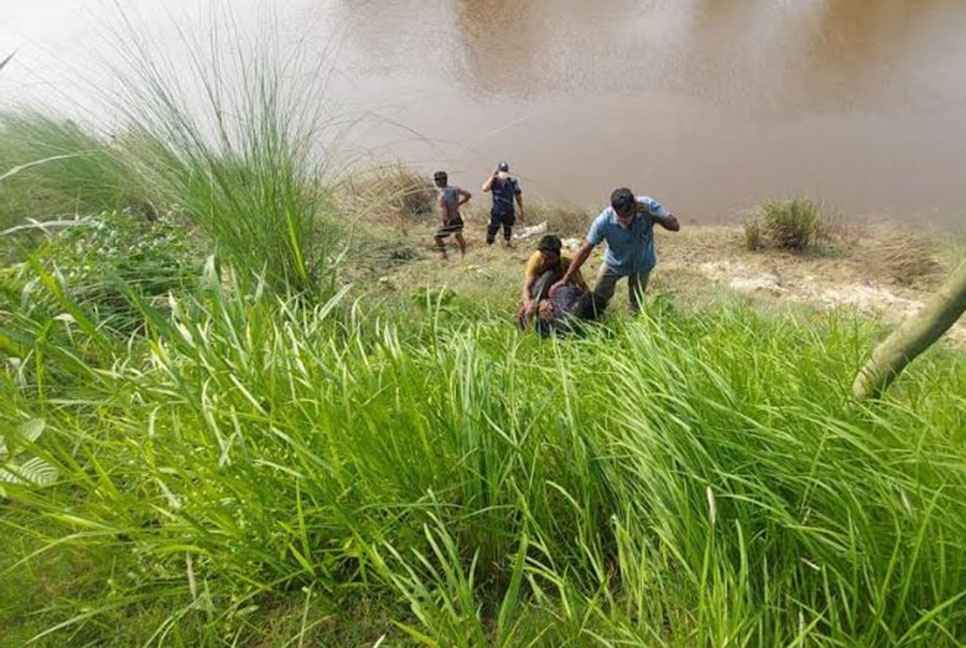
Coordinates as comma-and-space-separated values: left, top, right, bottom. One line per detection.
3, 0, 966, 226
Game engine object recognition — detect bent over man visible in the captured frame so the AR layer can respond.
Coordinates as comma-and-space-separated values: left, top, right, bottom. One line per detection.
517, 234, 586, 328
551, 187, 680, 314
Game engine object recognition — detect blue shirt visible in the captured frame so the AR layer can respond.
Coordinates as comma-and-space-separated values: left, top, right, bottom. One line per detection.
586, 196, 669, 275
490, 177, 521, 215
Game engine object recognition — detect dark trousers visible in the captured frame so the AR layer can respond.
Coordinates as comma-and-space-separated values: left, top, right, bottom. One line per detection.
532, 270, 557, 337
531, 270, 556, 301
486, 210, 515, 244
594, 262, 650, 314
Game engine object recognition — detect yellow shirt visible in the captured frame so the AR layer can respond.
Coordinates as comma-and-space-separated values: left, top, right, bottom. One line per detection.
524, 252, 582, 283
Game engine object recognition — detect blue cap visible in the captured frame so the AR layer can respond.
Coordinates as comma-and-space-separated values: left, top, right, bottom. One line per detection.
498, 162, 509, 172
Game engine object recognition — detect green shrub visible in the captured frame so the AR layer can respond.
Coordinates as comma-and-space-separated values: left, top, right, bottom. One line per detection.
753, 198, 822, 251
1, 25, 338, 299
106, 25, 338, 299
0, 112, 153, 227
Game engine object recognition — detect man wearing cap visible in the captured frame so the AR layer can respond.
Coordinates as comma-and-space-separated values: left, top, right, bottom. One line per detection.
516, 234, 587, 328
550, 187, 680, 314
482, 162, 524, 247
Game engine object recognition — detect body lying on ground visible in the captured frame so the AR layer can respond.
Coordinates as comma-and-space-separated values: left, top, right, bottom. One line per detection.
520, 268, 607, 336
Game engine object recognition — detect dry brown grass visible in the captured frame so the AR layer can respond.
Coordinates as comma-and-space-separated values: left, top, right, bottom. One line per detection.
743, 217, 763, 251
859, 223, 946, 286
338, 164, 436, 234
523, 202, 592, 238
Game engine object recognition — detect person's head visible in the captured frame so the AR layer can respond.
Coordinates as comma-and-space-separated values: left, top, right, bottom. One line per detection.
497, 161, 510, 181
434, 171, 448, 188
537, 234, 562, 266
610, 187, 637, 224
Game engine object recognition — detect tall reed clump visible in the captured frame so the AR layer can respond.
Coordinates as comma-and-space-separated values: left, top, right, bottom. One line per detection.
340, 164, 436, 234
103, 22, 338, 298
0, 18, 339, 297
4, 272, 966, 645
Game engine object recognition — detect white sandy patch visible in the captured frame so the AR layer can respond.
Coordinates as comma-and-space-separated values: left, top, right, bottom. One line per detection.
699, 261, 966, 346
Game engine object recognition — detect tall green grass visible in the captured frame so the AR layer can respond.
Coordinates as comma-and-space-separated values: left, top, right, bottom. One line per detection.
3, 270, 966, 645
0, 112, 148, 243
0, 17, 337, 296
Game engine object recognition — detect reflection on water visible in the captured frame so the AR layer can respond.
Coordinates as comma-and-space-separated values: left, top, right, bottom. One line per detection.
2, 0, 966, 225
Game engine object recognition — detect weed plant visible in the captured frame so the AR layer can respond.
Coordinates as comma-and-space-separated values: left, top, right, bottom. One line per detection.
0, 112, 150, 229
340, 164, 437, 235
1, 210, 198, 333
1, 17, 338, 298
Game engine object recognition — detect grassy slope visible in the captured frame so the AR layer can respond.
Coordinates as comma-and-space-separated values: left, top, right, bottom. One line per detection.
3, 202, 966, 645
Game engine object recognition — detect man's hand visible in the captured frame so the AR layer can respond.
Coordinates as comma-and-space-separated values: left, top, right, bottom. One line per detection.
518, 298, 535, 322
516, 299, 537, 329
654, 212, 680, 232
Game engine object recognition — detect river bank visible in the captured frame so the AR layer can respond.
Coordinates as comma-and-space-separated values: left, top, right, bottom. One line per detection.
339, 175, 966, 346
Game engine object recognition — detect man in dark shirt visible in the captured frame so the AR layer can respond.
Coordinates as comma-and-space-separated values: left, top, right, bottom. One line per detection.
482, 162, 524, 247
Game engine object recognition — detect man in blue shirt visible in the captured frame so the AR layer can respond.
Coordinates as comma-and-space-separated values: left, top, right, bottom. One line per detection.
482, 162, 524, 247
550, 187, 680, 314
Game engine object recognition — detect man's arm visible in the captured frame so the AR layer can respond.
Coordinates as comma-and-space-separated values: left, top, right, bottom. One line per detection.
638, 198, 680, 232
549, 241, 595, 296
521, 274, 537, 309
514, 191, 524, 221
482, 173, 496, 193
653, 212, 680, 231
457, 188, 472, 206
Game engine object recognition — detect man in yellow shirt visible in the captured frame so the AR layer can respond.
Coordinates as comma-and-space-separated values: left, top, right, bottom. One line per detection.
517, 235, 587, 328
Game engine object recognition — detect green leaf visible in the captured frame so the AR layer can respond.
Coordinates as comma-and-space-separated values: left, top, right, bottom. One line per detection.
21, 418, 45, 444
